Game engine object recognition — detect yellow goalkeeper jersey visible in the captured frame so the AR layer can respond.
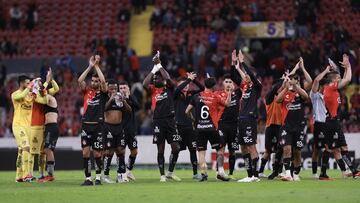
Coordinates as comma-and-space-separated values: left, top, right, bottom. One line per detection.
11, 88, 33, 127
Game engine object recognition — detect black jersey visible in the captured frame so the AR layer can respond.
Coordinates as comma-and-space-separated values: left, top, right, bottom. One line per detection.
281, 91, 306, 129
150, 85, 175, 119
82, 87, 107, 123
174, 79, 204, 126
123, 95, 140, 133
217, 89, 241, 124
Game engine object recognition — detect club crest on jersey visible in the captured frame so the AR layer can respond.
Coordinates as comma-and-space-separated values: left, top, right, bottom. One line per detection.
154, 126, 160, 133
155, 92, 168, 101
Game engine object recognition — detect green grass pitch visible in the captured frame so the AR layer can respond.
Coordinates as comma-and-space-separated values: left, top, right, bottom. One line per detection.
1, 170, 360, 203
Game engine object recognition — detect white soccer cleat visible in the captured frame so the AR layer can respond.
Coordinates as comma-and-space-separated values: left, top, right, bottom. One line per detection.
293, 174, 301, 181
160, 175, 167, 182
258, 173, 267, 178
237, 176, 253, 183
126, 170, 136, 181
117, 173, 129, 183
312, 174, 319, 179
342, 171, 352, 178
251, 176, 261, 182
281, 175, 293, 181
278, 172, 286, 178
102, 175, 114, 184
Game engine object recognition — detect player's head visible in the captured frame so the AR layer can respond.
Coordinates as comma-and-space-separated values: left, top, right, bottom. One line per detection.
177, 77, 189, 91
18, 75, 30, 89
289, 74, 300, 84
119, 80, 130, 95
204, 77, 216, 90
153, 72, 165, 88
326, 71, 341, 83
107, 79, 118, 94
222, 74, 234, 91
91, 73, 101, 90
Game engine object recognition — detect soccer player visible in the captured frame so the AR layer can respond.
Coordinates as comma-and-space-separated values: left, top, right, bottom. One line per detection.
102, 79, 132, 183
143, 52, 181, 182
11, 76, 33, 182
232, 50, 262, 183
78, 55, 107, 186
217, 72, 242, 180
119, 81, 140, 181
323, 54, 360, 178
276, 74, 309, 181
185, 76, 231, 182
261, 78, 285, 179
38, 68, 60, 182
174, 72, 204, 180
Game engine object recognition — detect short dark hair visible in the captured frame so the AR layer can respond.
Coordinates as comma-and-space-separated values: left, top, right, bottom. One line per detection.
319, 78, 330, 86
107, 79, 118, 86
92, 73, 99, 78
223, 73, 232, 80
18, 75, 30, 85
204, 77, 216, 89
118, 80, 129, 86
289, 74, 300, 81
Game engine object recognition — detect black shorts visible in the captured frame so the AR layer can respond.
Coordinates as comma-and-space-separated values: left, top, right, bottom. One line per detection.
264, 124, 281, 153
325, 119, 348, 149
218, 122, 239, 151
124, 128, 138, 149
197, 130, 221, 151
279, 126, 305, 149
178, 125, 197, 151
80, 123, 104, 150
152, 117, 180, 144
313, 122, 326, 149
104, 123, 125, 149
44, 123, 59, 151
238, 119, 257, 146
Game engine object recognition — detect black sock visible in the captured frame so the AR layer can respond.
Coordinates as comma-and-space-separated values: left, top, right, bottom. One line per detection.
83, 158, 91, 178
46, 161, 55, 176
190, 150, 198, 175
243, 153, 253, 177
290, 162, 294, 176
252, 157, 259, 177
283, 158, 291, 171
117, 154, 126, 174
336, 158, 346, 171
229, 154, 236, 175
157, 153, 165, 176
259, 158, 268, 173
275, 149, 283, 174
104, 155, 112, 176
293, 166, 301, 175
95, 157, 103, 175
127, 155, 136, 170
320, 151, 330, 176
341, 151, 356, 173
168, 151, 179, 172
312, 162, 318, 174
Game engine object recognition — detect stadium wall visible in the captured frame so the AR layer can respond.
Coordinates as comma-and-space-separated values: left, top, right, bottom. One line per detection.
0, 134, 359, 170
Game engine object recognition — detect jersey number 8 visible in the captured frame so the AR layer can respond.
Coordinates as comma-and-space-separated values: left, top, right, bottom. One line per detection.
201, 105, 210, 119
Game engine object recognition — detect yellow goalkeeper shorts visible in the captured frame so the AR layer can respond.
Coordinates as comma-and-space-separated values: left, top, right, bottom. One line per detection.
29, 126, 44, 154
12, 126, 30, 149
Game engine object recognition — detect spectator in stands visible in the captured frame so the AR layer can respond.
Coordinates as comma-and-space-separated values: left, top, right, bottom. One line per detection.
118, 3, 131, 22
208, 30, 219, 51
162, 9, 175, 28
351, 86, 360, 111
150, 6, 162, 30
133, 0, 142, 15
210, 15, 225, 31
9, 3, 22, 30
0, 6, 6, 30
0, 62, 6, 87
25, 3, 38, 30
128, 49, 140, 82
192, 40, 206, 72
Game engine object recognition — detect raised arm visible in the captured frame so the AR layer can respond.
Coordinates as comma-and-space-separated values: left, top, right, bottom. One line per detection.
185, 104, 195, 121
143, 54, 162, 88
78, 56, 95, 91
122, 99, 132, 113
338, 54, 352, 89
295, 83, 309, 101
312, 66, 330, 93
265, 79, 284, 105
105, 93, 115, 110
174, 78, 192, 99
43, 68, 59, 96
34, 93, 49, 105
299, 57, 313, 91
276, 81, 289, 103
238, 50, 260, 86
11, 88, 30, 101
94, 55, 107, 92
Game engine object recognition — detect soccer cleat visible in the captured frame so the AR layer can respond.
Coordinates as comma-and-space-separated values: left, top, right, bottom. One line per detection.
312, 174, 319, 179
258, 173, 267, 178
278, 172, 286, 178
102, 175, 114, 184
15, 178, 23, 183
319, 174, 335, 180
228, 175, 236, 181
126, 170, 136, 181
38, 176, 55, 183
166, 173, 181, 181
342, 171, 352, 178
37, 176, 46, 183
280, 175, 293, 181
251, 176, 260, 182
121, 173, 129, 182
160, 175, 167, 182
293, 174, 301, 181
237, 177, 253, 183
94, 179, 102, 185
192, 174, 202, 180
268, 172, 279, 180
199, 173, 208, 182
81, 179, 94, 186
23, 175, 35, 182
216, 174, 230, 182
